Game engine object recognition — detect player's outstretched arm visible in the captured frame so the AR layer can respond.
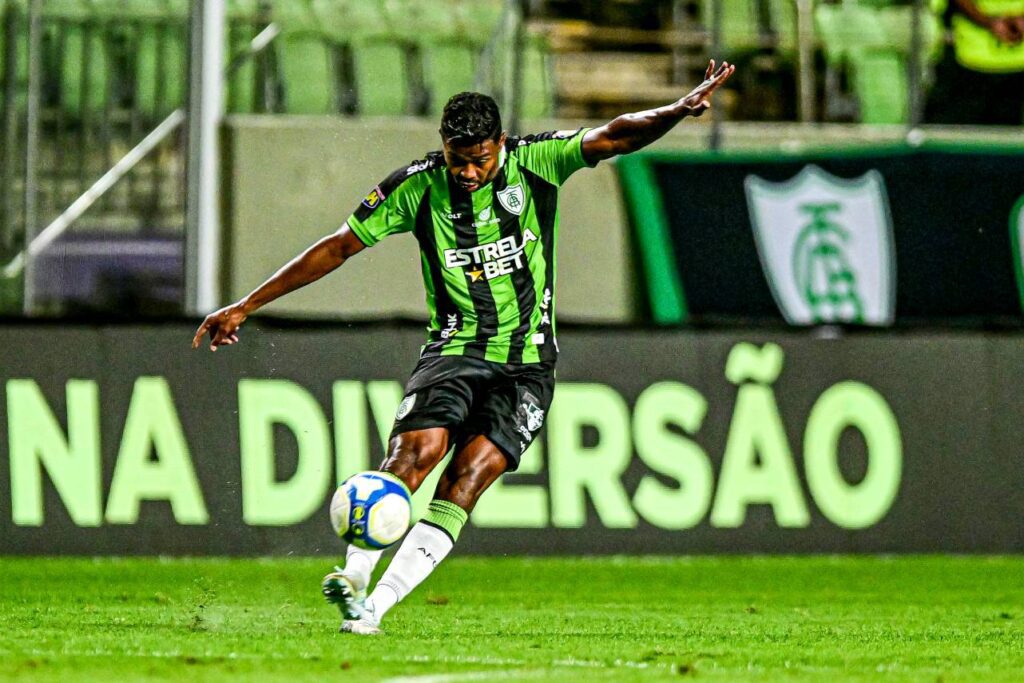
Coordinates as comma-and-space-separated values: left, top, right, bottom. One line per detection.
191, 224, 366, 352
581, 59, 735, 164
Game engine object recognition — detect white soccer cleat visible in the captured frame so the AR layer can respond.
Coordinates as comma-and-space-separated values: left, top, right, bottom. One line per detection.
321, 567, 367, 621
340, 616, 383, 636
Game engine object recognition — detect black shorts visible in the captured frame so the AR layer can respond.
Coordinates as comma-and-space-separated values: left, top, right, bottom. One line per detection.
390, 355, 555, 471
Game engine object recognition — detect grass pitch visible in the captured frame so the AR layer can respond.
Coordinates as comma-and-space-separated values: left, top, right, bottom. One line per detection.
0, 556, 1021, 682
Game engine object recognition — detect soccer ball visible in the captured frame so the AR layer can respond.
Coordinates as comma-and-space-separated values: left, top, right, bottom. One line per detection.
329, 471, 412, 550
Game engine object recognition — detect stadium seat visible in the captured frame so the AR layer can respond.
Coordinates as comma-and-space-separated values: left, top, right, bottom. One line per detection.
423, 43, 478, 116
126, 0, 257, 115
876, 4, 944, 63
815, 1, 942, 124
454, 0, 506, 49
226, 0, 262, 114
701, 0, 802, 57
316, 0, 408, 115
385, 0, 436, 43
0, 1, 29, 112
275, 0, 336, 114
40, 0, 109, 119
351, 45, 409, 115
518, 36, 553, 119
702, 0, 761, 56
852, 52, 907, 124
815, 2, 903, 124
768, 0, 798, 57
854, 0, 907, 8
126, 0, 188, 117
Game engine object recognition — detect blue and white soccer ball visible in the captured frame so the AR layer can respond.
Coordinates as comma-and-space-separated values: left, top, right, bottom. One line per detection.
330, 471, 412, 550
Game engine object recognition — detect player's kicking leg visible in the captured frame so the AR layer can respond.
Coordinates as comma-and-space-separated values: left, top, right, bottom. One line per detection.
339, 435, 508, 635
320, 545, 378, 621
322, 427, 452, 629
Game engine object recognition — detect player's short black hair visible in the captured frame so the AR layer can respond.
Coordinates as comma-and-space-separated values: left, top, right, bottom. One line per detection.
440, 92, 502, 146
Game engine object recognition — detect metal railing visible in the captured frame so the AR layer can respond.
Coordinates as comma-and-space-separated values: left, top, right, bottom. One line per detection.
0, 2, 281, 314
0, 1, 277, 266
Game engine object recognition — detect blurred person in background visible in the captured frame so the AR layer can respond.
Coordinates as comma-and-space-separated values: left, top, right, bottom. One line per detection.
926, 0, 1024, 124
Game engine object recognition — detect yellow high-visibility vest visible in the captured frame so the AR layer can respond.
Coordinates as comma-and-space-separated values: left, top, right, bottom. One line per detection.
934, 0, 1024, 72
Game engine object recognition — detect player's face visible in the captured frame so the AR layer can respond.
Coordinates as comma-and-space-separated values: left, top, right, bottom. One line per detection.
442, 134, 506, 192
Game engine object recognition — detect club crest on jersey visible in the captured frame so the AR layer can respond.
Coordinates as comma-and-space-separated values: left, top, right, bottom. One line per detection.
362, 185, 385, 210
497, 184, 525, 215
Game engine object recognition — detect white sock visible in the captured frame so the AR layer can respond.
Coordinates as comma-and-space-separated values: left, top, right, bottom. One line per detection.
342, 544, 384, 593
366, 522, 454, 622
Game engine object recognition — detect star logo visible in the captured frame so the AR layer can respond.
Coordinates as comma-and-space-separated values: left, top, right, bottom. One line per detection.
467, 269, 484, 282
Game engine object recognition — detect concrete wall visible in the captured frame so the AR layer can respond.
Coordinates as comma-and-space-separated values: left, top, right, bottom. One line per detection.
223, 117, 636, 323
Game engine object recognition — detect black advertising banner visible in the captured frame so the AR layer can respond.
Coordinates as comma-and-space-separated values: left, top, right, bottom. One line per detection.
0, 321, 1022, 555
618, 144, 1024, 325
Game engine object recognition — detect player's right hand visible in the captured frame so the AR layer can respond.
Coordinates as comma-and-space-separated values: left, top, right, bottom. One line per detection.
192, 303, 247, 352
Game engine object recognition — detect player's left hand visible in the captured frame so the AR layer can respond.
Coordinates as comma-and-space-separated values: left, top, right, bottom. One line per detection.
678, 59, 735, 118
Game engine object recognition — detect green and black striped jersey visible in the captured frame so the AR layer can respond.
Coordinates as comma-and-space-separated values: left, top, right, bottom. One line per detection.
346, 128, 594, 364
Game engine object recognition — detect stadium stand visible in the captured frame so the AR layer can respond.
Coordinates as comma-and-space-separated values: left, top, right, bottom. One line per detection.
0, 0, 978, 315
0, 0, 514, 118
0, 0, 973, 125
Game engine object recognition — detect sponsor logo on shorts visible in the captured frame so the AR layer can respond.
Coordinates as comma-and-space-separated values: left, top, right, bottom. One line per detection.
396, 393, 416, 420
515, 392, 546, 445
362, 185, 385, 210
524, 401, 545, 433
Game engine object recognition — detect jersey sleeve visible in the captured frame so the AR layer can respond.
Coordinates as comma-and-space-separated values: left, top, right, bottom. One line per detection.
345, 172, 417, 248
512, 128, 595, 186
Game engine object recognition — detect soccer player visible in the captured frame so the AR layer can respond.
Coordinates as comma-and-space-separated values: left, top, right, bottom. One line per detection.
192, 59, 734, 635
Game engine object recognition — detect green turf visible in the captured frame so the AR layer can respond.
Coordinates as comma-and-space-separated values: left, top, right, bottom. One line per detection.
0, 556, 1022, 682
